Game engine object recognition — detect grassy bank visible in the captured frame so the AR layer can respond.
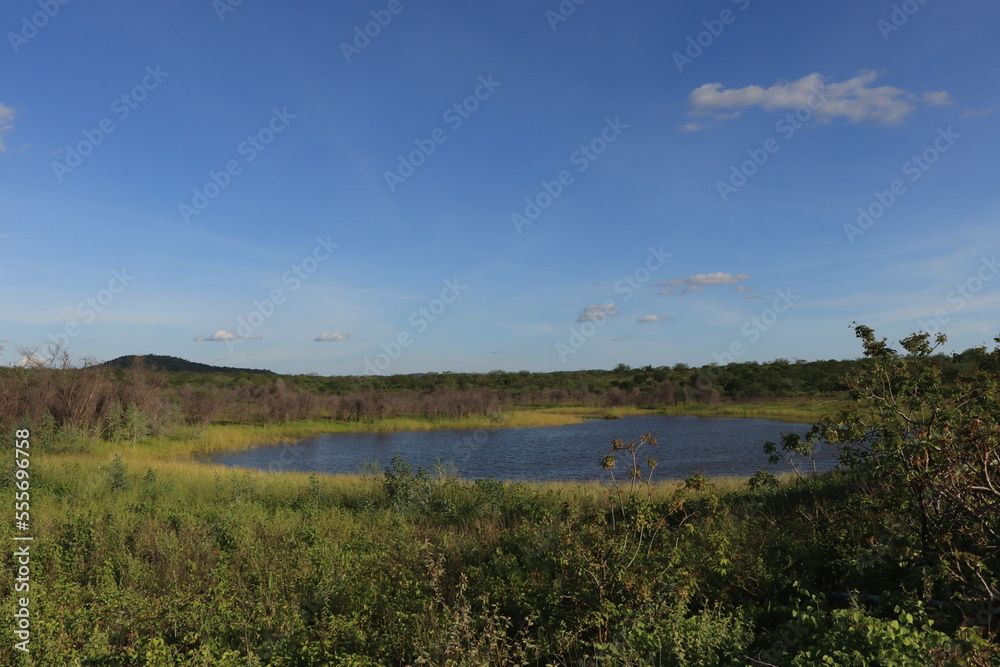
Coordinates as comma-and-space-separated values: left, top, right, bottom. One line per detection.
658, 396, 847, 423
64, 400, 839, 467
4, 435, 992, 665
46, 400, 839, 472
7, 395, 992, 665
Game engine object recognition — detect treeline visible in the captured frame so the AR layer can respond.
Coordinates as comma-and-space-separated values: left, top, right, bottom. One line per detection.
155, 357, 864, 399
2, 346, 994, 437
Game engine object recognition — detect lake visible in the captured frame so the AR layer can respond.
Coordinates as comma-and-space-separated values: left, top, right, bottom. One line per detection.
206, 415, 841, 482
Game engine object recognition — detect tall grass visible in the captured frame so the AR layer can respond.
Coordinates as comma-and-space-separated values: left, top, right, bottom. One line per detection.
2, 428, 993, 665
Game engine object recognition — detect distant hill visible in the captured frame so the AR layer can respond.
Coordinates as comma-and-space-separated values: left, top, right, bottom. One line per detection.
99, 355, 276, 375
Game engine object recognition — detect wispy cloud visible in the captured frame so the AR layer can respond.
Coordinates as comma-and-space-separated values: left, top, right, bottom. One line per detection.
637, 315, 673, 323
961, 108, 997, 119
498, 322, 561, 337
667, 272, 748, 287
686, 71, 950, 129
194, 330, 239, 341
577, 304, 618, 322
733, 285, 762, 299
314, 332, 350, 342
0, 104, 15, 153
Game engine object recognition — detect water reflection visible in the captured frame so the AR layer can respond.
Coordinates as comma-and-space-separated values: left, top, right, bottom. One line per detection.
206, 415, 840, 482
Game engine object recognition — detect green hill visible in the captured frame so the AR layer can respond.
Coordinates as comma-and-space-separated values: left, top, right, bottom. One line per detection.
99, 354, 276, 375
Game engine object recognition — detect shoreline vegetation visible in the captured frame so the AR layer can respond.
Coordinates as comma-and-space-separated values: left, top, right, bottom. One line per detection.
2, 337, 998, 664
58, 396, 843, 468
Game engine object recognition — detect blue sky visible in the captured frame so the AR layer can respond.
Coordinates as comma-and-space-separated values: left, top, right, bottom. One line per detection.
2, 0, 999, 375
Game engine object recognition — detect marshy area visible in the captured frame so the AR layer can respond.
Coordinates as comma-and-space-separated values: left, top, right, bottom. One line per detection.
1, 332, 999, 665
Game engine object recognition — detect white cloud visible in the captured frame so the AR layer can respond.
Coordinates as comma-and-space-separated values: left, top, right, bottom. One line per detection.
15, 354, 47, 367
498, 322, 560, 337
658, 289, 675, 296
0, 104, 14, 153
194, 330, 238, 342
577, 304, 618, 322
637, 315, 673, 323
961, 108, 997, 119
667, 272, 749, 287
687, 71, 950, 128
315, 332, 350, 342
920, 91, 951, 107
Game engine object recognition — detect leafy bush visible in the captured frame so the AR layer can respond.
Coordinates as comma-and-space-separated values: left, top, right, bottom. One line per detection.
747, 469, 779, 490
759, 591, 997, 666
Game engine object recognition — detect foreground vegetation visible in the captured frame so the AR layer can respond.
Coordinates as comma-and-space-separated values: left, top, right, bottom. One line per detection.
1, 328, 999, 664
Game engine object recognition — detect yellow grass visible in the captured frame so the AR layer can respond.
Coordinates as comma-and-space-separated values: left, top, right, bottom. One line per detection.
42, 401, 836, 495
659, 396, 846, 423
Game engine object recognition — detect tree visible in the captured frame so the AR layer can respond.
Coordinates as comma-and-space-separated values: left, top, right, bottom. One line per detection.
813, 324, 1000, 609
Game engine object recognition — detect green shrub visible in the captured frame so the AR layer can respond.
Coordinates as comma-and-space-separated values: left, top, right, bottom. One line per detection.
747, 469, 779, 490
758, 591, 997, 666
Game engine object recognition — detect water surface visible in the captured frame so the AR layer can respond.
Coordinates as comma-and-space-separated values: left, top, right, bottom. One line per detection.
206, 415, 839, 482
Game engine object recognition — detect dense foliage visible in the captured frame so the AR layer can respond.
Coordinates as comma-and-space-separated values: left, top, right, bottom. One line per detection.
1, 328, 998, 664
5, 344, 994, 433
